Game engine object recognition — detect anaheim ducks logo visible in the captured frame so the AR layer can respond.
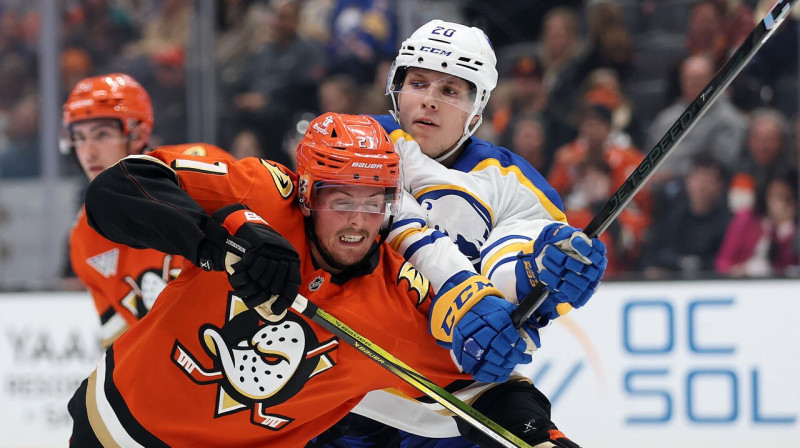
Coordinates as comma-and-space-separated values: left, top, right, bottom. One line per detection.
171, 293, 337, 431
120, 254, 181, 318
261, 159, 293, 198
181, 145, 209, 156
397, 262, 430, 306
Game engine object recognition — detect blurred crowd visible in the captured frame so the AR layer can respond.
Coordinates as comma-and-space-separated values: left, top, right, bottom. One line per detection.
1, 0, 799, 280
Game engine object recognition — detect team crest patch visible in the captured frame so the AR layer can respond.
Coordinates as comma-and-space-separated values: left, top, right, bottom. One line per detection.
397, 262, 430, 306
87, 248, 119, 278
171, 293, 338, 431
260, 159, 293, 198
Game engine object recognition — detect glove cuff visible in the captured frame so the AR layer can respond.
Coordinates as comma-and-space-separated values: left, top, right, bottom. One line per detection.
429, 272, 503, 343
197, 216, 229, 271
197, 204, 265, 271
212, 204, 268, 235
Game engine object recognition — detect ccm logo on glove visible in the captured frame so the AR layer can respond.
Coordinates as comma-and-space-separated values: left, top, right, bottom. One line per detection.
430, 272, 501, 343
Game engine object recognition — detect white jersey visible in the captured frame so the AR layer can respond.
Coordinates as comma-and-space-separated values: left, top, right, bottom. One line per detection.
353, 115, 568, 437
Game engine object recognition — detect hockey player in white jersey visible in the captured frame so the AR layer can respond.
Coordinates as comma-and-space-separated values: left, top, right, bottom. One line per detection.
311, 20, 608, 448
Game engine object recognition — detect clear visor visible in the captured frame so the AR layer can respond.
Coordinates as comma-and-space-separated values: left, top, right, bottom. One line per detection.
309, 182, 401, 216
389, 74, 477, 115
60, 122, 130, 154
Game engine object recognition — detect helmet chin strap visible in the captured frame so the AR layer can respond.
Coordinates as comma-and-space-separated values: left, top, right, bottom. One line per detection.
304, 213, 350, 271
433, 114, 482, 163
390, 87, 483, 164
304, 212, 395, 273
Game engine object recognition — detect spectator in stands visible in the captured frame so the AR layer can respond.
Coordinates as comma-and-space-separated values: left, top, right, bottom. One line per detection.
548, 1, 634, 124
582, 68, 646, 149
728, 108, 793, 213
539, 6, 582, 97
548, 102, 649, 217
324, 0, 397, 84
225, 0, 326, 166
664, 0, 728, 104
59, 48, 93, 102
641, 155, 731, 278
715, 169, 799, 277
647, 54, 746, 186
356, 57, 393, 116
493, 54, 574, 165
565, 158, 648, 275
124, 0, 190, 60
318, 73, 360, 114
0, 94, 39, 178
0, 8, 37, 110
63, 0, 138, 73
215, 0, 264, 93
507, 113, 549, 174
146, 46, 188, 146
723, 1, 763, 111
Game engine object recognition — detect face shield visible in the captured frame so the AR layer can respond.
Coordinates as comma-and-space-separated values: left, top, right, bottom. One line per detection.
59, 120, 130, 155
303, 181, 403, 218
387, 70, 478, 116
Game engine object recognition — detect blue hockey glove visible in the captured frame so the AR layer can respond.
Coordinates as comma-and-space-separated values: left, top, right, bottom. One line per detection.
515, 223, 607, 326
452, 295, 540, 383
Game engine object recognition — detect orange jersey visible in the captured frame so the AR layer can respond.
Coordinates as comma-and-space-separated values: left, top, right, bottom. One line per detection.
81, 151, 470, 447
69, 143, 235, 347
548, 139, 652, 218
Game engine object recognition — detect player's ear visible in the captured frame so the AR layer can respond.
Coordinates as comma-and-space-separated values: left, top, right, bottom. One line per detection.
300, 204, 311, 218
469, 114, 481, 127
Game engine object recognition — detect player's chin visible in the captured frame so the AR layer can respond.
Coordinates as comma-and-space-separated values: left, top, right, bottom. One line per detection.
330, 246, 371, 267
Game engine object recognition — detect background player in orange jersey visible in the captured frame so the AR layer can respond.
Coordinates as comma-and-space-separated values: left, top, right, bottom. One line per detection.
62, 73, 235, 346
67, 113, 546, 447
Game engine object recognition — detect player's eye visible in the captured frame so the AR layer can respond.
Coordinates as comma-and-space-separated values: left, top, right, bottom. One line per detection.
331, 200, 354, 210
366, 202, 384, 213
92, 130, 115, 141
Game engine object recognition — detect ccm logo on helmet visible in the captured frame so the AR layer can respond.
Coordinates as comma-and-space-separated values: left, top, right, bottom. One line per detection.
352, 162, 383, 169
419, 46, 452, 56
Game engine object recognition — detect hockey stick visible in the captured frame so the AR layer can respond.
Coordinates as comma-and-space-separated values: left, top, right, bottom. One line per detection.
276, 294, 532, 448
512, 0, 798, 327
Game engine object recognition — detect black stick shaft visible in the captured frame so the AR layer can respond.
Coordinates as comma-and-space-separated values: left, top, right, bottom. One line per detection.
512, 0, 798, 327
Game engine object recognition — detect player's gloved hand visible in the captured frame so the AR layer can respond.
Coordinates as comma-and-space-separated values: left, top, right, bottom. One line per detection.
457, 381, 583, 448
198, 204, 301, 321
452, 295, 541, 382
432, 271, 540, 383
515, 223, 607, 326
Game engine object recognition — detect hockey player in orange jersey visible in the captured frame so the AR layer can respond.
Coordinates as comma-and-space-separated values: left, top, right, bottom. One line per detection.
62, 73, 235, 346
67, 113, 543, 447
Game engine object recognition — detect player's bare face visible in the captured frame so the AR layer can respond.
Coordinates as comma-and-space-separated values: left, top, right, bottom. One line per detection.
70, 120, 130, 181
312, 185, 386, 269
397, 67, 473, 159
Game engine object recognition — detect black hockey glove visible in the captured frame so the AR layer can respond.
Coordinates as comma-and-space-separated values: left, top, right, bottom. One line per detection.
456, 381, 582, 448
198, 204, 301, 320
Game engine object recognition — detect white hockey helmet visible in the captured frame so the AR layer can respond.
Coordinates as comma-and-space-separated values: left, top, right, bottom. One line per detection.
387, 20, 498, 160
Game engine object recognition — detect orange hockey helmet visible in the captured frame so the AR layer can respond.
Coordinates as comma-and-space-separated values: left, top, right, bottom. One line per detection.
296, 112, 402, 215
62, 73, 153, 138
